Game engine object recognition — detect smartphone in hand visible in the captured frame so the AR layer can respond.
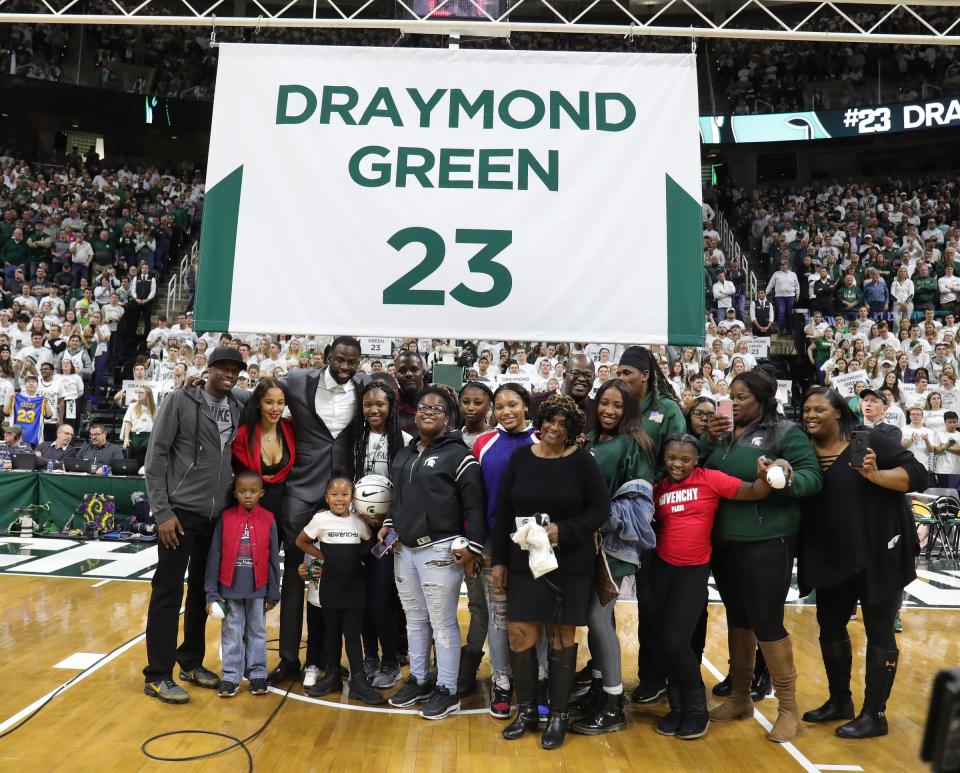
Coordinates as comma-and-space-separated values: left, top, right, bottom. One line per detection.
850, 430, 870, 468
371, 529, 398, 559
717, 400, 734, 425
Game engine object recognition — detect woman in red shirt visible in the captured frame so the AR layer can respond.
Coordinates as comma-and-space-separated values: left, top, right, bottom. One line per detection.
651, 433, 784, 741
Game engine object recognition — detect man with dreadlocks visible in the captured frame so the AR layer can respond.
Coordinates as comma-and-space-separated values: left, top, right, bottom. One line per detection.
616, 346, 686, 460
616, 345, 686, 705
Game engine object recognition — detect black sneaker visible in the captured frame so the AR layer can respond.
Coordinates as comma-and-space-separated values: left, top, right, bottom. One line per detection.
631, 682, 666, 704
179, 666, 220, 689
388, 675, 433, 707
218, 680, 239, 698
144, 679, 189, 704
420, 685, 460, 720
249, 678, 268, 695
362, 656, 380, 681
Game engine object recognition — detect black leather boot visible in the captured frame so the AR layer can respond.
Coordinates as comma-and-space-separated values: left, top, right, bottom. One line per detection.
456, 647, 483, 698
656, 683, 684, 736
712, 669, 732, 697
836, 647, 898, 739
569, 677, 603, 716
541, 644, 577, 750
803, 638, 855, 723
677, 684, 710, 740
571, 690, 626, 735
502, 647, 540, 741
751, 647, 772, 701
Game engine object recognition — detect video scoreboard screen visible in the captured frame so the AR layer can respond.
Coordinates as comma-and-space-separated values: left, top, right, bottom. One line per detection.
411, 0, 504, 18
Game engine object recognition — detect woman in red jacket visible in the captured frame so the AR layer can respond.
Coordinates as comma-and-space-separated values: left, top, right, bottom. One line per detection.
232, 378, 296, 520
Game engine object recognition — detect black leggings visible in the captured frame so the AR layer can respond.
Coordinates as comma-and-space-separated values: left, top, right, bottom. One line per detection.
711, 536, 796, 642
324, 606, 364, 676
306, 601, 326, 668
361, 554, 399, 663
650, 555, 711, 691
816, 572, 900, 651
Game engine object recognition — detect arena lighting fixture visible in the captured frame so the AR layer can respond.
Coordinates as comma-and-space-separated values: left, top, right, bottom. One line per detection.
0, 0, 957, 45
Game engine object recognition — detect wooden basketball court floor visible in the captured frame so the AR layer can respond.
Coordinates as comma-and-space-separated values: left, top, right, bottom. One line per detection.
0, 536, 953, 772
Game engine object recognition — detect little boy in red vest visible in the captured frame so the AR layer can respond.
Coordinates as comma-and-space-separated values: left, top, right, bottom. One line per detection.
204, 470, 280, 697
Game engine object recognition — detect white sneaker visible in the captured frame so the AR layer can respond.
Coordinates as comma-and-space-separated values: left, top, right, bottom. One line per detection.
303, 665, 320, 688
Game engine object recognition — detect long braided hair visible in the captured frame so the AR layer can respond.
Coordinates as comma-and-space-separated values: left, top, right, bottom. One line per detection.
352, 380, 406, 478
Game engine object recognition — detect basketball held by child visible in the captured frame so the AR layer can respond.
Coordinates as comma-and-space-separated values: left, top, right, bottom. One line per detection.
352, 474, 393, 518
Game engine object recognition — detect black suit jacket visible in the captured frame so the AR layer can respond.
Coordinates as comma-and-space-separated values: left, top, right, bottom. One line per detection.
283, 367, 368, 506
860, 421, 903, 445
37, 441, 78, 462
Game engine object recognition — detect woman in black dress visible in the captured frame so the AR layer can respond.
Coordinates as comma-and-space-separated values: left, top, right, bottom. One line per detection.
798, 387, 924, 739
491, 394, 610, 750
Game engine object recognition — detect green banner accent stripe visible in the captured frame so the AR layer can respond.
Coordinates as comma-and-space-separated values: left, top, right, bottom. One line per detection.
194, 165, 243, 333
666, 174, 705, 346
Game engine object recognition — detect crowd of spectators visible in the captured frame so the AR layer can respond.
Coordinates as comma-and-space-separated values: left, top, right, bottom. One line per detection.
710, 7, 960, 114
5, 4, 960, 110
0, 146, 202, 456
710, 171, 960, 496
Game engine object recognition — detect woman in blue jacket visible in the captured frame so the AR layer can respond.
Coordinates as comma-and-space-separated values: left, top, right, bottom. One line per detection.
473, 383, 539, 719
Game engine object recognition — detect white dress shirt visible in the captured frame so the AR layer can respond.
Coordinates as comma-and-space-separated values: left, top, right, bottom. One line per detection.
315, 368, 356, 438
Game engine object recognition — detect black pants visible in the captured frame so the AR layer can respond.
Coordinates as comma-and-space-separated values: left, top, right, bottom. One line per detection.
126, 300, 153, 337
305, 601, 327, 668
42, 422, 57, 442
711, 536, 796, 642
816, 572, 900, 651
691, 603, 708, 661
651, 555, 711, 691
143, 509, 215, 682
276, 495, 318, 666
362, 552, 399, 663
636, 548, 666, 685
324, 607, 364, 676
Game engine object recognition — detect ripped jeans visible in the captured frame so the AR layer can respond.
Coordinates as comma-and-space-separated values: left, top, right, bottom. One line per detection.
394, 539, 464, 693
481, 540, 510, 683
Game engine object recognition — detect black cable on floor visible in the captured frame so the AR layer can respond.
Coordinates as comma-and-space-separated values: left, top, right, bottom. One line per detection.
140, 679, 293, 773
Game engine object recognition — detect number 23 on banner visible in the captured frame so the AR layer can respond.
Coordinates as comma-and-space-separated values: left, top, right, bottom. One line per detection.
383, 227, 513, 308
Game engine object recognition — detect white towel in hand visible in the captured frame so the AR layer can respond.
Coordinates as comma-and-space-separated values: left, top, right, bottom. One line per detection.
512, 520, 558, 579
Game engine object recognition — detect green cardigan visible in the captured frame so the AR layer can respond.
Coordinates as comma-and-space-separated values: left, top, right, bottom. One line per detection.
702, 418, 822, 541
588, 433, 656, 495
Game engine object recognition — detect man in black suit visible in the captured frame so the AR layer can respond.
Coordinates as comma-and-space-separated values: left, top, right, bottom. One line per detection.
267, 335, 367, 685
858, 388, 902, 443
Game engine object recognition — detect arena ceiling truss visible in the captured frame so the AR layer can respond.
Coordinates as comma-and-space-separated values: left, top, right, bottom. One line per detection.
0, 0, 958, 46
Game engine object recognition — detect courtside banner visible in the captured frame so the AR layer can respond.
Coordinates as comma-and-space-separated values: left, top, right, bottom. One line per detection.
196, 44, 703, 344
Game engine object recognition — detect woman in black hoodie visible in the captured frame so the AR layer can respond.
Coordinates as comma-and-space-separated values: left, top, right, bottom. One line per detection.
378, 386, 486, 721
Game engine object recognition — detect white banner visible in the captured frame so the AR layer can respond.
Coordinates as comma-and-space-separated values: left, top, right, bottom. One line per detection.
831, 369, 869, 397
122, 380, 158, 402
744, 336, 770, 359
498, 372, 535, 391
776, 379, 792, 405
196, 44, 703, 344
360, 337, 391, 357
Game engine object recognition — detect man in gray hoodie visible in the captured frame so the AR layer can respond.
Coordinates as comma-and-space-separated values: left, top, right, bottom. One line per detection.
142, 347, 246, 704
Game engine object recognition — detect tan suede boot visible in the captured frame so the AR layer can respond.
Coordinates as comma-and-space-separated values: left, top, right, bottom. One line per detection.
709, 627, 756, 721
759, 635, 799, 743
